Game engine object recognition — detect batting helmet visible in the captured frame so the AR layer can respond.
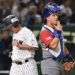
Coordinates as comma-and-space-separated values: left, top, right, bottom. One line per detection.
43, 3, 62, 18
3, 15, 19, 27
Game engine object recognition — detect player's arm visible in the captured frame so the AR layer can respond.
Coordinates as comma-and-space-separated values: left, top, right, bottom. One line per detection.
16, 30, 39, 51
64, 46, 69, 55
63, 46, 74, 62
16, 41, 38, 51
49, 37, 59, 49
63, 46, 75, 71
50, 21, 63, 50
16, 31, 38, 51
40, 30, 60, 52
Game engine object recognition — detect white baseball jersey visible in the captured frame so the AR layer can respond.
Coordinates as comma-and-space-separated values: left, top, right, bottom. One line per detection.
10, 27, 38, 75
11, 27, 38, 61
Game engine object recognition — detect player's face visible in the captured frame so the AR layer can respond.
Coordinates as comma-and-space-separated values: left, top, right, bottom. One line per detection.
11, 26, 18, 33
11, 25, 21, 33
47, 13, 59, 26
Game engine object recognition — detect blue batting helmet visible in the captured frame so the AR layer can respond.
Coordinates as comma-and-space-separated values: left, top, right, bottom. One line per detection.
43, 3, 62, 18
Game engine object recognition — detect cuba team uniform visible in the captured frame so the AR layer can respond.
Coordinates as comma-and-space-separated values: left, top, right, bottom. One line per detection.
10, 27, 38, 75
39, 25, 65, 75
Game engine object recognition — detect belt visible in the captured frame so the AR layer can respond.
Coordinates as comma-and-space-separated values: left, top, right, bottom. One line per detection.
12, 57, 33, 65
12, 59, 29, 65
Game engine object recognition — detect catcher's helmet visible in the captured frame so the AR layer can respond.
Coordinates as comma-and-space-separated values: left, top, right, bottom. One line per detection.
43, 3, 62, 18
3, 15, 19, 27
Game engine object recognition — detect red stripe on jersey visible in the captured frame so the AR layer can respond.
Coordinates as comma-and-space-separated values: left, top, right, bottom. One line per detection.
39, 30, 54, 47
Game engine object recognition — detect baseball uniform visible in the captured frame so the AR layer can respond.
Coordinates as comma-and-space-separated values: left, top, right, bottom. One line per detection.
10, 27, 38, 75
39, 25, 65, 75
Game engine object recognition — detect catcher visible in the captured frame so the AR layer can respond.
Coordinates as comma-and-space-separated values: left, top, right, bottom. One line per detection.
39, 3, 75, 75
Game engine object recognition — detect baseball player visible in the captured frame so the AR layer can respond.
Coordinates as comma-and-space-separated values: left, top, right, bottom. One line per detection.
39, 3, 74, 75
3, 15, 38, 75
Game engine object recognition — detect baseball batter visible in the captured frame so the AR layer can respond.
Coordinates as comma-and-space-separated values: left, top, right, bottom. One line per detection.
3, 15, 38, 75
39, 3, 74, 75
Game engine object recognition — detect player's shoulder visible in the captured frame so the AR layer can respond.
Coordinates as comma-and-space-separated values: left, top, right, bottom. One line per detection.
40, 30, 53, 38
40, 26, 54, 39
40, 27, 51, 35
22, 27, 33, 34
40, 29, 48, 35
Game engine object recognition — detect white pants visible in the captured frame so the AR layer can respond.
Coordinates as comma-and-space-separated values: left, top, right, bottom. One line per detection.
10, 59, 38, 75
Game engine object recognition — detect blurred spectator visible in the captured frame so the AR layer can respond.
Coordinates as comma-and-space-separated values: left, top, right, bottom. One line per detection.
44, 0, 53, 4
12, 0, 30, 26
34, 0, 39, 4
0, 0, 13, 23
26, 2, 42, 30
25, 11, 35, 30
24, 3, 37, 30
16, 0, 31, 4
37, 1, 45, 15
60, 0, 72, 25
53, 0, 62, 5
0, 9, 3, 23
0, 29, 12, 70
